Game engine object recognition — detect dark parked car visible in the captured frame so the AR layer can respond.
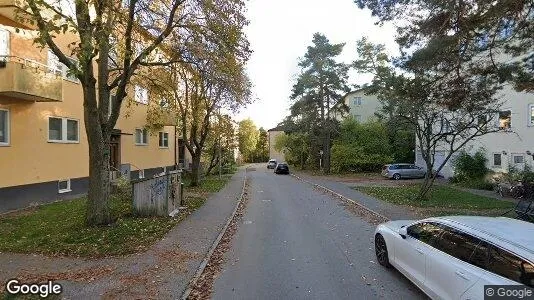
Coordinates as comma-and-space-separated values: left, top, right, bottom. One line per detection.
274, 163, 290, 174
382, 163, 426, 180
267, 159, 277, 169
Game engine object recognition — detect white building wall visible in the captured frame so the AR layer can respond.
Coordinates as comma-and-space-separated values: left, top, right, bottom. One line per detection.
342, 90, 383, 122
415, 86, 534, 178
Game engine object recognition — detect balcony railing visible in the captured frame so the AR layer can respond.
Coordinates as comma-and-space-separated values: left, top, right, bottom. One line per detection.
0, 55, 63, 102
0, 0, 36, 30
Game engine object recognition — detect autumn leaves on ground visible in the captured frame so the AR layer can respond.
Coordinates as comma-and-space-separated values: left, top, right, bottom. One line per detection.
0, 175, 232, 257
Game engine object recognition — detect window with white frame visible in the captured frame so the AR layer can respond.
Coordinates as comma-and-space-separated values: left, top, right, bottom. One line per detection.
0, 28, 9, 58
513, 155, 524, 164
493, 153, 502, 166
58, 179, 71, 193
134, 85, 148, 104
498, 110, 511, 129
48, 117, 79, 143
441, 119, 452, 132
47, 50, 78, 81
0, 109, 9, 145
138, 169, 145, 179
529, 104, 534, 126
135, 128, 148, 145
477, 115, 488, 127
353, 97, 362, 106
160, 98, 169, 108
159, 132, 169, 148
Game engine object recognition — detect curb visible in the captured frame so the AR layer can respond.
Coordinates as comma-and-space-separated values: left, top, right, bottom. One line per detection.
180, 168, 248, 300
291, 173, 390, 222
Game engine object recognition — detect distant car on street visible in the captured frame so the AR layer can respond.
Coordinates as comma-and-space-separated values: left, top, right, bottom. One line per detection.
382, 163, 425, 180
374, 216, 534, 300
267, 159, 277, 169
274, 163, 289, 174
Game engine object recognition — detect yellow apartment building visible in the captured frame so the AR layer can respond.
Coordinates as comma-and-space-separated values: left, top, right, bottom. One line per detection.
0, 5, 177, 212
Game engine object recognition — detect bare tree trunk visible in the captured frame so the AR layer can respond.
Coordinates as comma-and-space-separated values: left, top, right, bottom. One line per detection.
84, 86, 112, 226
205, 146, 219, 176
417, 159, 436, 200
190, 152, 202, 186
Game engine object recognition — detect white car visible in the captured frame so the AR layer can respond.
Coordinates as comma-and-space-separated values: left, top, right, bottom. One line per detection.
374, 216, 534, 300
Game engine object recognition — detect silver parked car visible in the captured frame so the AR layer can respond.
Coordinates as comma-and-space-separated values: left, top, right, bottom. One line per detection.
382, 163, 426, 180
267, 159, 277, 169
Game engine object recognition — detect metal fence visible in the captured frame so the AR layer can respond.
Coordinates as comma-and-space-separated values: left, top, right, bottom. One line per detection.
132, 170, 182, 217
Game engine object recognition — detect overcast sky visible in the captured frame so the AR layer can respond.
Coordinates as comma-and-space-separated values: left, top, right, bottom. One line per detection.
233, 0, 398, 130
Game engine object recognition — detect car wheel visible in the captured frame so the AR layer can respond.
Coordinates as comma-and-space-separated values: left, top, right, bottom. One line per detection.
375, 234, 391, 268
392, 173, 401, 180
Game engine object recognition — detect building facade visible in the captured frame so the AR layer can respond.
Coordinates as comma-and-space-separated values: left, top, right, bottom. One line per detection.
0, 14, 177, 212
341, 89, 383, 122
415, 86, 534, 178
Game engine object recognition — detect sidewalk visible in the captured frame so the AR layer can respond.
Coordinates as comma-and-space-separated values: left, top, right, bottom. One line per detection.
0, 168, 246, 299
294, 172, 419, 220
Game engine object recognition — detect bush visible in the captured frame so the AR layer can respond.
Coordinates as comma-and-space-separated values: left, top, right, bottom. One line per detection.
504, 164, 534, 183
331, 119, 392, 173
455, 178, 495, 191
331, 143, 391, 173
113, 176, 132, 202
452, 149, 489, 181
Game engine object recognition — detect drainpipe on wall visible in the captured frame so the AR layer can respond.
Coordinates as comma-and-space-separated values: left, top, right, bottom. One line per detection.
174, 125, 178, 171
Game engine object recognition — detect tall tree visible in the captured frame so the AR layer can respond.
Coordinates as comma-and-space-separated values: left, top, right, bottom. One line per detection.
253, 127, 269, 162
24, 0, 193, 225
354, 38, 504, 199
237, 118, 258, 162
141, 0, 251, 187
355, 0, 534, 97
204, 114, 236, 176
291, 33, 350, 173
274, 132, 310, 170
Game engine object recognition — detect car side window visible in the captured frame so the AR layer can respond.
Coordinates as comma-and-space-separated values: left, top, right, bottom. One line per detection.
487, 245, 534, 287
407, 222, 442, 246
433, 226, 481, 263
469, 241, 489, 269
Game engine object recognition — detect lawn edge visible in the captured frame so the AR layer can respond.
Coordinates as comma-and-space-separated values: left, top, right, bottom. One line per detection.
290, 173, 390, 222
180, 167, 248, 300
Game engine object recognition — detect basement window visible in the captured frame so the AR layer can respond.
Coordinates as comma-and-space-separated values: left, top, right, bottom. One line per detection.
58, 179, 71, 193
493, 153, 502, 166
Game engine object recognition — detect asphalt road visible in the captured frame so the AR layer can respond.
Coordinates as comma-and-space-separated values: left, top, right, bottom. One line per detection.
212, 165, 427, 300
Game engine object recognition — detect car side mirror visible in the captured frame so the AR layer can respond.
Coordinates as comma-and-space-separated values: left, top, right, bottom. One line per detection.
399, 227, 407, 239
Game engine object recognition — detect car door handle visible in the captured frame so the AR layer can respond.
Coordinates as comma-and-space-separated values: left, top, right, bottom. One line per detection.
455, 270, 470, 281
415, 248, 424, 255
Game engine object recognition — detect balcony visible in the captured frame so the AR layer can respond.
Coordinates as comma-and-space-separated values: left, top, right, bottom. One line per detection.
0, 56, 63, 102
0, 0, 36, 30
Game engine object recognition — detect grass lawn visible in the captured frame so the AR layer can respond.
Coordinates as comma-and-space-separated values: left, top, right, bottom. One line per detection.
356, 185, 515, 217
0, 175, 232, 258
